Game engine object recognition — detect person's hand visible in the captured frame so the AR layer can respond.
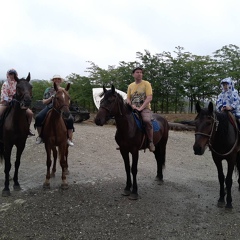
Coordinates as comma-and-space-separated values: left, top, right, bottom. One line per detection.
132, 104, 137, 110
225, 106, 232, 110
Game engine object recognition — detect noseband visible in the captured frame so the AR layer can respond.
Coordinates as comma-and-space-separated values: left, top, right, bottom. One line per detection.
195, 112, 238, 156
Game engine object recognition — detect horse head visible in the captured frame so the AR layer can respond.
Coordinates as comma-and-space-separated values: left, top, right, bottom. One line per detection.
14, 72, 32, 109
53, 82, 71, 119
95, 85, 121, 126
193, 102, 215, 155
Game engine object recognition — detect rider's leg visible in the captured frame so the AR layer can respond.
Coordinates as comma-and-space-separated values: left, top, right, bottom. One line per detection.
34, 107, 49, 143
0, 105, 8, 119
66, 115, 74, 146
141, 108, 155, 152
26, 108, 35, 136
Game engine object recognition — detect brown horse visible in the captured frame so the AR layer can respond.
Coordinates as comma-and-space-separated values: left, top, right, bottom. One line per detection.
0, 73, 32, 196
42, 82, 71, 190
193, 102, 240, 208
95, 85, 169, 200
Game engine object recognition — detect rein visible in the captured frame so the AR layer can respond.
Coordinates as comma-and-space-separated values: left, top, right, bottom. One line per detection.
195, 112, 239, 156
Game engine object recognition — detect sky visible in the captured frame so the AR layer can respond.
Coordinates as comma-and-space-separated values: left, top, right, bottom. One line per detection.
1, 0, 239, 80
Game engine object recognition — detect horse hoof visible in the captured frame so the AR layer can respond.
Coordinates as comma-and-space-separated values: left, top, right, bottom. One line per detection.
50, 173, 55, 178
155, 177, 164, 185
61, 183, 69, 190
225, 204, 233, 209
13, 184, 22, 191
217, 201, 225, 208
122, 189, 131, 196
2, 189, 11, 197
43, 183, 50, 189
128, 193, 138, 200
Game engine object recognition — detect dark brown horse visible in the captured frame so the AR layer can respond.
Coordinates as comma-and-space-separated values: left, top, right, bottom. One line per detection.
193, 102, 240, 208
0, 73, 32, 196
95, 85, 169, 200
42, 83, 71, 189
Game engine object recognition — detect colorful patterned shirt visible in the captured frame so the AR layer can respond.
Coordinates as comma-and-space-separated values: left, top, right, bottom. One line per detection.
127, 80, 152, 109
0, 79, 17, 103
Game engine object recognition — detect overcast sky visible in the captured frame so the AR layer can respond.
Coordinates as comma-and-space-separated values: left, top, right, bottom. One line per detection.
1, 0, 239, 80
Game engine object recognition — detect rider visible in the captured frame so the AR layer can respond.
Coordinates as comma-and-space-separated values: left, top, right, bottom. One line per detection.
216, 77, 240, 122
0, 69, 35, 136
34, 74, 74, 146
127, 67, 155, 152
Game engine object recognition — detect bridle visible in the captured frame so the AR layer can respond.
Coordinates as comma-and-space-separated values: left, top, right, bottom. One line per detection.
195, 112, 239, 156
99, 93, 123, 116
52, 91, 70, 115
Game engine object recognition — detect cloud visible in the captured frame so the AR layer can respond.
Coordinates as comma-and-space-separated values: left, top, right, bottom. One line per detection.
0, 0, 240, 79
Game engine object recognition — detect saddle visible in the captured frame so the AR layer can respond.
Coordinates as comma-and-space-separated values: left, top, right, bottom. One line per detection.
132, 110, 160, 132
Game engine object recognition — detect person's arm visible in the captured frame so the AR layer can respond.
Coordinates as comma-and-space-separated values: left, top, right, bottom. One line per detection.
42, 95, 54, 105
137, 95, 152, 111
42, 88, 54, 105
0, 83, 9, 105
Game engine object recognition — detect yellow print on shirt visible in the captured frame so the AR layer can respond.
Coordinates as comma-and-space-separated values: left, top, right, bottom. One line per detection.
131, 91, 146, 108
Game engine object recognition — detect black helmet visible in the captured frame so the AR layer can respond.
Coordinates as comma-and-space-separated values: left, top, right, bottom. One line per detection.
7, 68, 18, 77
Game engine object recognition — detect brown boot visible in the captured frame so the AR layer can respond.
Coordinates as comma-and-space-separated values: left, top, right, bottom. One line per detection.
149, 141, 155, 152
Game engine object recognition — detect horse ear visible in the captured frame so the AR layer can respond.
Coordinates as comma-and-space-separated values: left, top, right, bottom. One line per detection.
26, 72, 31, 82
65, 83, 70, 91
54, 82, 58, 91
196, 102, 201, 113
111, 85, 115, 94
208, 102, 214, 113
14, 74, 19, 83
103, 85, 107, 93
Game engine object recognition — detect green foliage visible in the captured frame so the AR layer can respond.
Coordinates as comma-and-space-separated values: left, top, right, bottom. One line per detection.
29, 44, 240, 114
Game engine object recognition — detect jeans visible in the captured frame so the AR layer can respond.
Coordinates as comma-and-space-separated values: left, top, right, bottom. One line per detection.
34, 106, 74, 130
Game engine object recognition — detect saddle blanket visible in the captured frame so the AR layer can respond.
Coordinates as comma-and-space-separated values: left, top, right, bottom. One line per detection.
132, 113, 160, 132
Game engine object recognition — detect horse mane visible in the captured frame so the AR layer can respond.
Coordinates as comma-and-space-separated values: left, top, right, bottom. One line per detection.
215, 111, 229, 137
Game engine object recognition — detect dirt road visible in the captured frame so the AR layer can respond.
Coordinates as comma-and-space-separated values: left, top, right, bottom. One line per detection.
0, 120, 240, 240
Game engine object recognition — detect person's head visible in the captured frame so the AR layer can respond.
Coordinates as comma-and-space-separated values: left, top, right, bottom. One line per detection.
6, 68, 18, 81
51, 74, 64, 86
220, 77, 233, 92
132, 67, 144, 82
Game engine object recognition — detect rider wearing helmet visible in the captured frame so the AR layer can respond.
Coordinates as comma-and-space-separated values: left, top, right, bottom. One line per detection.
0, 69, 35, 136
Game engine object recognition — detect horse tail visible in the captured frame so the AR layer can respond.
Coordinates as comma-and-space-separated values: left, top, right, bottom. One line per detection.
0, 142, 4, 163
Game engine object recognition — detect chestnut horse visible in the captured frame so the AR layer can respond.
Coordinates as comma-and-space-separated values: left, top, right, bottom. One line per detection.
0, 73, 32, 196
95, 85, 169, 200
193, 102, 240, 208
42, 82, 71, 190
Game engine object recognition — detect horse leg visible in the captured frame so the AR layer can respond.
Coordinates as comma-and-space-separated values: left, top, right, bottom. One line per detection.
43, 147, 51, 189
237, 152, 240, 191
225, 161, 234, 209
128, 151, 139, 200
64, 146, 69, 175
59, 147, 68, 190
13, 144, 26, 191
120, 150, 132, 196
50, 147, 57, 178
213, 159, 225, 207
154, 142, 166, 185
2, 147, 12, 197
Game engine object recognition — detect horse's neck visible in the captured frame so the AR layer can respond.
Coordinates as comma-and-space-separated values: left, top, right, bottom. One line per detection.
214, 113, 236, 146
115, 110, 138, 135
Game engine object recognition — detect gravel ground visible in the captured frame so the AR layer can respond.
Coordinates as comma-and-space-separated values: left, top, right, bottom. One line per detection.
0, 120, 240, 240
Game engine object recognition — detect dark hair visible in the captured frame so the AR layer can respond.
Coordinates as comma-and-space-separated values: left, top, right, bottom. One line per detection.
132, 67, 144, 74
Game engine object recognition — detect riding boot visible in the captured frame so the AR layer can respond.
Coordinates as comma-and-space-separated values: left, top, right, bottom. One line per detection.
145, 123, 155, 152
